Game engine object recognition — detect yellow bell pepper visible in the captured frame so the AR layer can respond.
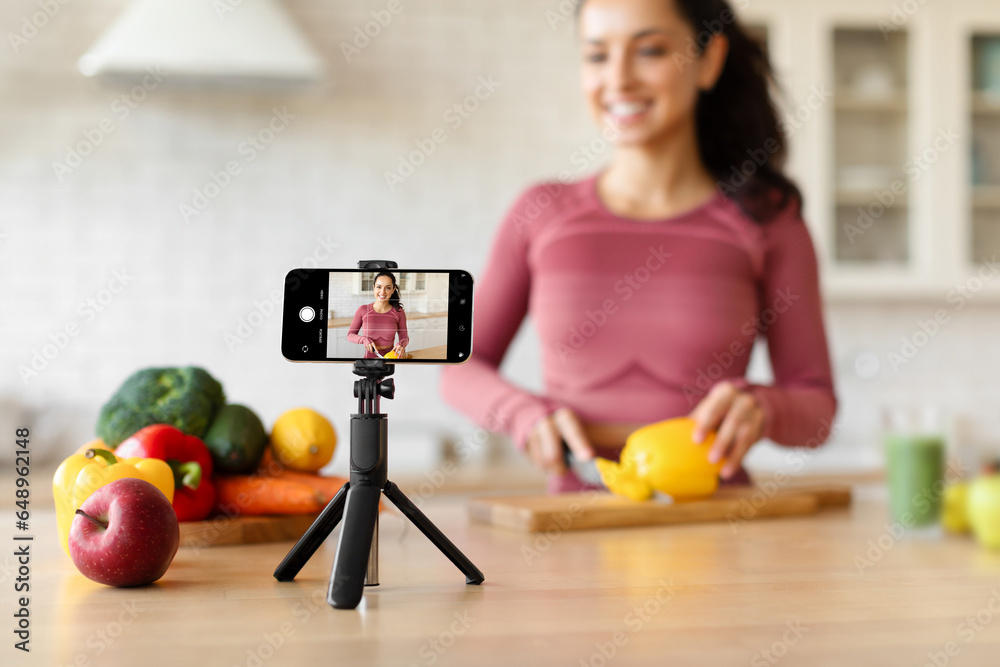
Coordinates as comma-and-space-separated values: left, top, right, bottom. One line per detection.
53, 448, 175, 556
596, 418, 725, 502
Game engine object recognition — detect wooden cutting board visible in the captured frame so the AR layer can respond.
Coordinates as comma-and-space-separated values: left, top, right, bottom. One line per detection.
468, 483, 852, 533
179, 514, 320, 548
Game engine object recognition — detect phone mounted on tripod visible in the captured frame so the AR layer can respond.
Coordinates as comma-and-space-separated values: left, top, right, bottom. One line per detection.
273, 260, 484, 609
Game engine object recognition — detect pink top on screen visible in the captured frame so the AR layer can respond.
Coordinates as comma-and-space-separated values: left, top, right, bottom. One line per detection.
347, 304, 409, 359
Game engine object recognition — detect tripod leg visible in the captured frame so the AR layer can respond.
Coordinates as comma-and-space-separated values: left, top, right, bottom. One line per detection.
274, 482, 349, 582
383, 481, 484, 585
329, 483, 381, 609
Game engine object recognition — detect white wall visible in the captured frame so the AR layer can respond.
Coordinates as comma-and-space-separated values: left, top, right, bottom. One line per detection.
1, 0, 998, 473
0, 0, 587, 468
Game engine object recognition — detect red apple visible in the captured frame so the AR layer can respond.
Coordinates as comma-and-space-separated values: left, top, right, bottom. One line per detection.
68, 478, 180, 587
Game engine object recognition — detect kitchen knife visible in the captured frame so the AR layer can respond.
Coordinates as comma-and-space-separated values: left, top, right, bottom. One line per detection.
562, 441, 606, 488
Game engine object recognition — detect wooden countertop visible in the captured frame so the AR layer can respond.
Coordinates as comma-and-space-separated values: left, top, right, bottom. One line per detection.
9, 484, 1000, 666
407, 344, 447, 360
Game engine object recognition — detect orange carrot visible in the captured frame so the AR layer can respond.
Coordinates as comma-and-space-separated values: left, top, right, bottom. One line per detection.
214, 476, 324, 516
256, 448, 382, 511
268, 470, 349, 503
256, 447, 347, 502
256, 447, 279, 474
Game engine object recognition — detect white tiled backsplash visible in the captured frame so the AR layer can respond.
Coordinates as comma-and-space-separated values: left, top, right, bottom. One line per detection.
1, 0, 997, 471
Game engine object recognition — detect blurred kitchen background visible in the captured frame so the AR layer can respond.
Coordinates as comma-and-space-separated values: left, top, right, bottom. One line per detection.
2, 0, 1000, 483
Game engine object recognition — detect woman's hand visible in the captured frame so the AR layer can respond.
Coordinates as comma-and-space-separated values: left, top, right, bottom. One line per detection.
362, 338, 376, 354
689, 381, 765, 479
392, 343, 406, 358
526, 408, 595, 474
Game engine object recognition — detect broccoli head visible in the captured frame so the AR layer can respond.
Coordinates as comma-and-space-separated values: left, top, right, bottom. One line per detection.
96, 366, 226, 446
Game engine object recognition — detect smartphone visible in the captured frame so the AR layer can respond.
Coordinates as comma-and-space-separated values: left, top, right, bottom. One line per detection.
281, 268, 473, 363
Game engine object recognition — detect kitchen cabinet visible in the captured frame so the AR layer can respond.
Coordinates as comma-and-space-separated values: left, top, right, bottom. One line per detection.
742, 0, 1000, 300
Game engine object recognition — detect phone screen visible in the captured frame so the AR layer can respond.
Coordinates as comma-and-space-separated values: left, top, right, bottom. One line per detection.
281, 268, 473, 364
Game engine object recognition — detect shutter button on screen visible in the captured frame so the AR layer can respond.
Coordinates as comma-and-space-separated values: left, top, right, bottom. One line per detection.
299, 306, 316, 322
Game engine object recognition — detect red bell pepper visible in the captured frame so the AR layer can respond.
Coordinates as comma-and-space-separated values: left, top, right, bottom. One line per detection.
116, 424, 216, 521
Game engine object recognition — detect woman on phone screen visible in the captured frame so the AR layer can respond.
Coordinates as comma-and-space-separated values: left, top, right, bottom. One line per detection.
347, 271, 409, 360
441, 0, 837, 492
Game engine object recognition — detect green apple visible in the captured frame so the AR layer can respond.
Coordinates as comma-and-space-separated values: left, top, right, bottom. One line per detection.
968, 475, 1000, 549
942, 482, 971, 534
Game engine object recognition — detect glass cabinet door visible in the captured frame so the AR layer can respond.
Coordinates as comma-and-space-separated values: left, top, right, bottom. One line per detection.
971, 34, 1000, 262
832, 28, 910, 265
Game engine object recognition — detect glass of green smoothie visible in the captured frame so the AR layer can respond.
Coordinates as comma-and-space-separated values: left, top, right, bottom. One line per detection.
883, 406, 945, 527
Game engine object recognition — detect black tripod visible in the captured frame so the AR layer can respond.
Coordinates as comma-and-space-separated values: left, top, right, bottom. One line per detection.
273, 359, 485, 609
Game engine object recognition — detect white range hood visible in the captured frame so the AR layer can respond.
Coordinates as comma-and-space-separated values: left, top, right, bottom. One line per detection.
78, 0, 324, 88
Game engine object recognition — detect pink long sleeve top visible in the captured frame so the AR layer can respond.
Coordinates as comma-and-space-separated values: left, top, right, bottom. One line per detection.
440, 175, 837, 451
346, 304, 409, 359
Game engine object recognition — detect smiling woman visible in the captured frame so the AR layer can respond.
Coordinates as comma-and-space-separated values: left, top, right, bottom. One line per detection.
346, 271, 409, 360
440, 0, 837, 493
577, 0, 800, 222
